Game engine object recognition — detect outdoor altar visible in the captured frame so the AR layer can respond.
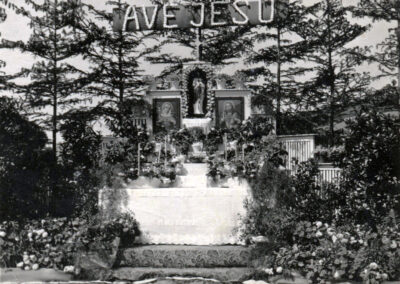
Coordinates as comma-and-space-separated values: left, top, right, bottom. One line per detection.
98, 60, 275, 245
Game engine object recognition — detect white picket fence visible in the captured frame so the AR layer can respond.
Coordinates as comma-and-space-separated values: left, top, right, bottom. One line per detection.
278, 134, 315, 171
278, 134, 342, 185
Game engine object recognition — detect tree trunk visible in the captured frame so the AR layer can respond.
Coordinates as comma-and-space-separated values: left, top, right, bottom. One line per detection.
327, 0, 335, 147
396, 20, 400, 106
276, 26, 282, 135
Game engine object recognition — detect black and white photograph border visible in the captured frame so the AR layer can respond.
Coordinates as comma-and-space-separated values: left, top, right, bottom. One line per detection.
0, 0, 400, 283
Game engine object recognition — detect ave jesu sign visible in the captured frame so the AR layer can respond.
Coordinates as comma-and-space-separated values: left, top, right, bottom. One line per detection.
113, 0, 275, 32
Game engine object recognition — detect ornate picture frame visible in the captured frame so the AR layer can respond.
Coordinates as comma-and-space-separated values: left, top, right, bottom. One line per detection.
215, 97, 245, 129
153, 98, 181, 132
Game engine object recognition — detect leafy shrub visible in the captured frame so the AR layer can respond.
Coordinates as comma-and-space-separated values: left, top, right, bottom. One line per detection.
255, 218, 400, 283
0, 97, 49, 220
60, 117, 103, 218
0, 213, 140, 270
335, 110, 400, 227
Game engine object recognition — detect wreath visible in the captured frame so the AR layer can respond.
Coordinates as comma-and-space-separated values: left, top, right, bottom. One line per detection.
182, 64, 215, 118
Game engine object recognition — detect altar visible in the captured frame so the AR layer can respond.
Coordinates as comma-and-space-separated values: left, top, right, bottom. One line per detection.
99, 61, 274, 245
121, 163, 251, 245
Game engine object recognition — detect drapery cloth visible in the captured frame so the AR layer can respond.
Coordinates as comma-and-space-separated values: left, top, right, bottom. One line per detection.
124, 186, 249, 245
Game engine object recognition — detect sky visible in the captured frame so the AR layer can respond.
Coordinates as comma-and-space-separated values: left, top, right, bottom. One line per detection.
0, 0, 397, 137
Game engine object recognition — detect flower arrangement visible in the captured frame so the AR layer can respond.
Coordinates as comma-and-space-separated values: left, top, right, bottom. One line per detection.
0, 213, 140, 271
255, 220, 400, 283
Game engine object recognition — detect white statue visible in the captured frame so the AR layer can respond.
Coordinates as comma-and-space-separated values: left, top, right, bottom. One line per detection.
192, 77, 205, 115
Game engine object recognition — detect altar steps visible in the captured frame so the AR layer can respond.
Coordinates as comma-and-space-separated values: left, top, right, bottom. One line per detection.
113, 245, 255, 282
117, 245, 251, 268
112, 267, 254, 282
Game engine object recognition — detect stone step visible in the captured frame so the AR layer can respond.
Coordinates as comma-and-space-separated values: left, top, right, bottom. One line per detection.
113, 267, 254, 282
117, 245, 251, 268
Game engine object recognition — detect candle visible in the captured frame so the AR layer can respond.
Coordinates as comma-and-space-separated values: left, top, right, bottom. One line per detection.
164, 135, 168, 168
224, 133, 228, 160
242, 144, 245, 161
138, 143, 141, 176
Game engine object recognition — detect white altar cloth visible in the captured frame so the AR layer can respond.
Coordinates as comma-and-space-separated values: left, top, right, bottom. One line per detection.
123, 186, 250, 245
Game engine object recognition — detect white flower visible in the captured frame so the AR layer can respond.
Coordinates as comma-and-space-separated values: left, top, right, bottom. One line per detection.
382, 273, 388, 280
333, 271, 340, 279
32, 264, 39, 271
17, 262, 24, 268
318, 259, 324, 265
264, 268, 274, 275
332, 235, 337, 243
24, 266, 31, 271
327, 228, 335, 236
315, 221, 323, 228
0, 231, 6, 238
252, 236, 269, 243
276, 266, 283, 274
369, 262, 379, 270
316, 231, 323, 238
63, 266, 75, 273
27, 232, 33, 238
42, 232, 48, 238
390, 241, 397, 249
337, 233, 344, 239
29, 255, 37, 262
341, 238, 349, 244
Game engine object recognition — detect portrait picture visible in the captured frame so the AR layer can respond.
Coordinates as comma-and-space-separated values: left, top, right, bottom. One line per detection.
216, 97, 244, 129
153, 98, 181, 132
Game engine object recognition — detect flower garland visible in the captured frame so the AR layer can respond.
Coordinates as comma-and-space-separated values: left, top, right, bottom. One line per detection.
182, 64, 215, 118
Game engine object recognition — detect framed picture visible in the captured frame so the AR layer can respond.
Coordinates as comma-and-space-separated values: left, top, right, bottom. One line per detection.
216, 97, 244, 129
153, 98, 181, 132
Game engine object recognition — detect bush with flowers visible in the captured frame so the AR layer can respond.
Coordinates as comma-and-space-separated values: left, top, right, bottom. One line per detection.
0, 213, 140, 272
253, 217, 400, 283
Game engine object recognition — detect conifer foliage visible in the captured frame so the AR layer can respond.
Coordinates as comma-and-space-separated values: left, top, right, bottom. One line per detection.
9, 0, 93, 161
300, 0, 370, 146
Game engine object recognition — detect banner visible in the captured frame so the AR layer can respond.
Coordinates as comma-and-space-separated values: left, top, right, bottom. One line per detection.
113, 0, 275, 32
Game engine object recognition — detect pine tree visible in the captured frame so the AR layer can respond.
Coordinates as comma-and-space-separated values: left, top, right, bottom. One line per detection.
352, 0, 400, 104
6, 0, 93, 161
82, 0, 157, 137
245, 1, 318, 134
299, 0, 370, 146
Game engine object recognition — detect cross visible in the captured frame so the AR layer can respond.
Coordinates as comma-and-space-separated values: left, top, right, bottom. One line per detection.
195, 28, 203, 61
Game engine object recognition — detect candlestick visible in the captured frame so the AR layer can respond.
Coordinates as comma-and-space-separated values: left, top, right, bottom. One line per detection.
164, 136, 168, 168
224, 133, 228, 160
137, 143, 141, 176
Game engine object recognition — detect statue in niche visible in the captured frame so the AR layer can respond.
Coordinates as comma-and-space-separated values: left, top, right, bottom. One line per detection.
192, 77, 206, 115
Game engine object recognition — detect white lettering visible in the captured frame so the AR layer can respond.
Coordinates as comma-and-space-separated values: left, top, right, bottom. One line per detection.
190, 3, 205, 28
258, 0, 274, 24
163, 4, 178, 28
142, 5, 159, 29
211, 1, 228, 26
233, 0, 250, 25
122, 5, 140, 31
